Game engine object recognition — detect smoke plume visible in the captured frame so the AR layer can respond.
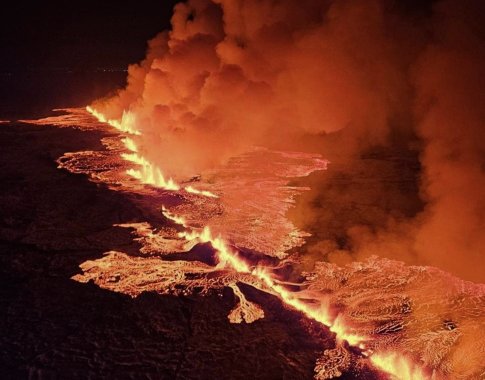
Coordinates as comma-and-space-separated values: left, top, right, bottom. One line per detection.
412, 0, 485, 281
91, 0, 485, 282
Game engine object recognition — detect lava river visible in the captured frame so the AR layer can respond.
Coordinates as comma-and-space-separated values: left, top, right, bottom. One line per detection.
23, 108, 485, 380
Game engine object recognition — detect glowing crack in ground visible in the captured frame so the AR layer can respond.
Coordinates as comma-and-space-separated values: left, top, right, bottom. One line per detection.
23, 108, 485, 379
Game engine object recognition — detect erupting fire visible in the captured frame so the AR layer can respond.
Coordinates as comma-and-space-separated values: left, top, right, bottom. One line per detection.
185, 185, 218, 198
123, 152, 180, 190
86, 106, 141, 135
179, 226, 251, 273
89, 104, 366, 347
171, 221, 431, 379
370, 353, 428, 380
87, 106, 218, 197
121, 137, 138, 152
81, 105, 436, 379
176, 221, 364, 346
161, 205, 188, 227
119, 133, 180, 190
10, 0, 485, 376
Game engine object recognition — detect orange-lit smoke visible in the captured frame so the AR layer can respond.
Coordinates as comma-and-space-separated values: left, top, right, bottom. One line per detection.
298, 0, 485, 282
411, 0, 485, 282
89, 0, 485, 282
90, 0, 417, 177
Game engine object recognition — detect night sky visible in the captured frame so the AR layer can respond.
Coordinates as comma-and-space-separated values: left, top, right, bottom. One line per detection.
0, 1, 179, 117
0, 0, 436, 71
0, 0, 179, 70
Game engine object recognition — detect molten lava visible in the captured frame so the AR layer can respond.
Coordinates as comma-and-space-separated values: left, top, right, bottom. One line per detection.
86, 104, 370, 362
87, 106, 218, 197
25, 107, 485, 379
370, 353, 428, 380
86, 106, 141, 135
185, 185, 218, 198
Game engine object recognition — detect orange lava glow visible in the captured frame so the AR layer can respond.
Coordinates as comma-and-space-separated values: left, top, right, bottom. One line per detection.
123, 151, 180, 190
87, 106, 219, 197
86, 106, 141, 135
175, 218, 365, 346
370, 352, 428, 380
85, 104, 432, 380
254, 267, 364, 346
161, 205, 188, 227
121, 137, 138, 152
173, 216, 430, 379
185, 185, 218, 198
179, 226, 251, 273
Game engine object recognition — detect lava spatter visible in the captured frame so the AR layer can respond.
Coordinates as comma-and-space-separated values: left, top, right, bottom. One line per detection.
88, 106, 218, 197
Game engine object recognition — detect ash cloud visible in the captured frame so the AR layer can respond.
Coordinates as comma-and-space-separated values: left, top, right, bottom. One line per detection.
91, 0, 485, 281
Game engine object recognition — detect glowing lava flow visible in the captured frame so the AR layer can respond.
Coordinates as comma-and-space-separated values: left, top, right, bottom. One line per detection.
86, 106, 141, 135
86, 107, 218, 197
161, 207, 363, 345
86, 106, 179, 190
185, 185, 219, 198
161, 205, 188, 228
180, 227, 251, 273
87, 105, 427, 379
370, 353, 428, 380
121, 137, 138, 153
118, 135, 180, 190
163, 206, 432, 380
122, 150, 180, 191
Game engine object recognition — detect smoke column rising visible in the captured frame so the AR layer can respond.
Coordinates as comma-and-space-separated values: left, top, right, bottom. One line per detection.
90, 0, 485, 281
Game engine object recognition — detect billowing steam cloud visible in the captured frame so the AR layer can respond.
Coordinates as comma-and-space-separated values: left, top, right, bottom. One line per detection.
92, 0, 421, 174
91, 0, 485, 282
412, 0, 485, 281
